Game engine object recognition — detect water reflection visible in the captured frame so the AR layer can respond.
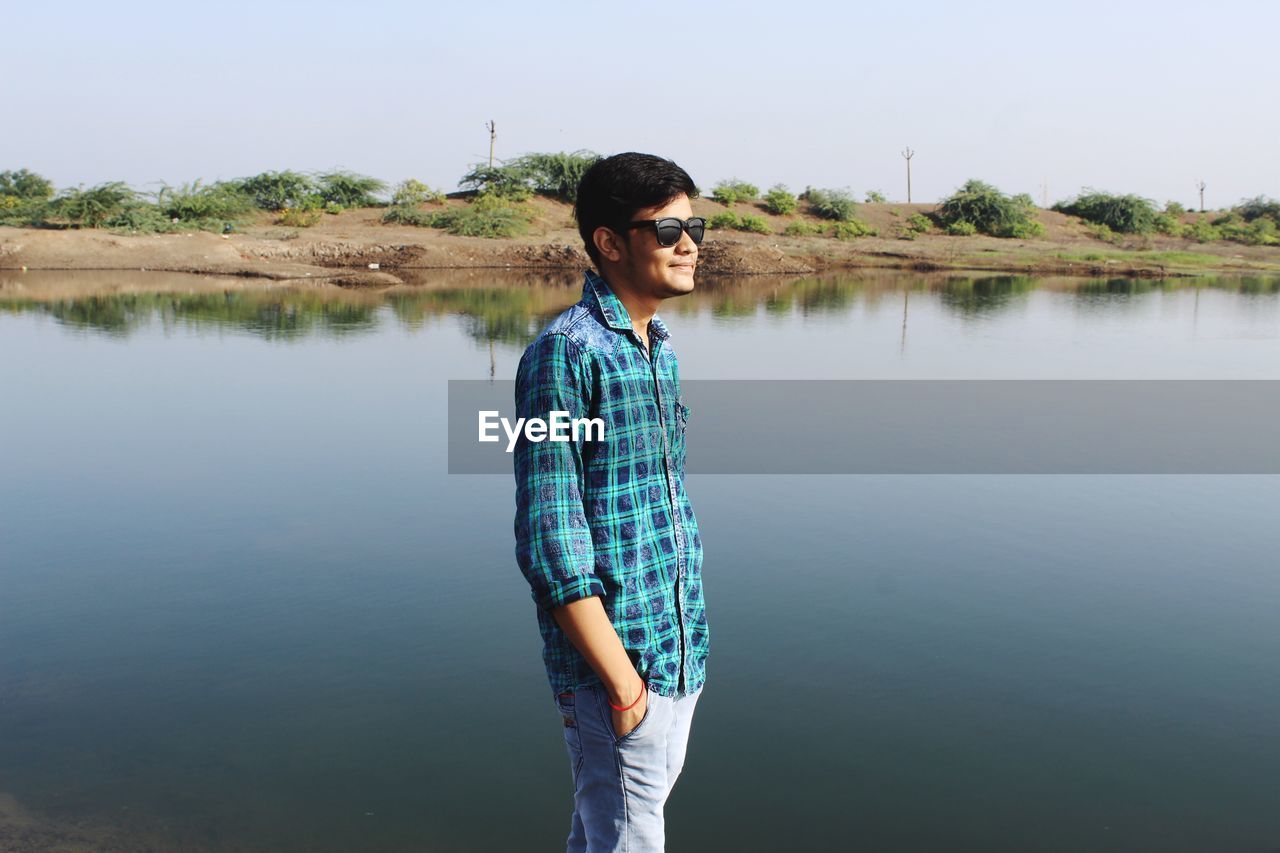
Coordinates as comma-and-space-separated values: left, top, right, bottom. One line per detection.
934, 274, 1037, 317
3, 268, 1280, 851
2, 270, 1278, 345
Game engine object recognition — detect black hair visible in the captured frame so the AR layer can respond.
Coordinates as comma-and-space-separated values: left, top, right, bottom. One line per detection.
573, 152, 698, 268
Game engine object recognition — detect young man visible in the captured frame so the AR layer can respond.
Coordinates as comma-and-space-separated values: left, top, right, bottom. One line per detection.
513, 152, 709, 852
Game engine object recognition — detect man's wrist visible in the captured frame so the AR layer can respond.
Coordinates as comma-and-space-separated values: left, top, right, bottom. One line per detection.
605, 672, 645, 706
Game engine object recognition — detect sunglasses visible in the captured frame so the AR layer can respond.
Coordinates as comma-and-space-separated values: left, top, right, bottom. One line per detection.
624, 216, 707, 247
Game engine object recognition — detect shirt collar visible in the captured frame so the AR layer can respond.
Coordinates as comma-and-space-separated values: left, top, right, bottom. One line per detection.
582, 269, 670, 342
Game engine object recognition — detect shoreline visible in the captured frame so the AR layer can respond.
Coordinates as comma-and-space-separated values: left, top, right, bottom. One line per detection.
3, 198, 1278, 285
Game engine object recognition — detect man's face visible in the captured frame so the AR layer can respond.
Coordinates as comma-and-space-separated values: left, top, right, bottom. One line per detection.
616, 193, 698, 299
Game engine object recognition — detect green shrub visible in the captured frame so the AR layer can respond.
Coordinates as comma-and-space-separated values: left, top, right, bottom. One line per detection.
458, 152, 602, 203
507, 151, 600, 202
103, 201, 184, 234
803, 187, 858, 221
1008, 219, 1045, 239
13, 177, 245, 234
0, 169, 54, 202
1053, 190, 1157, 234
381, 204, 440, 226
710, 185, 737, 206
946, 220, 977, 236
391, 179, 446, 206
865, 190, 886, 203
0, 170, 55, 225
1236, 196, 1280, 225
705, 210, 772, 234
1219, 215, 1279, 246
278, 206, 322, 227
937, 180, 1039, 238
1164, 201, 1187, 216
1154, 213, 1184, 237
762, 184, 797, 215
156, 180, 255, 224
710, 180, 758, 207
433, 193, 535, 238
832, 219, 877, 239
48, 182, 136, 228
1086, 223, 1123, 244
459, 164, 533, 200
0, 197, 47, 226
1245, 218, 1279, 245
1184, 216, 1221, 243
709, 211, 741, 229
783, 220, 827, 237
233, 170, 317, 210
906, 213, 932, 234
315, 171, 386, 208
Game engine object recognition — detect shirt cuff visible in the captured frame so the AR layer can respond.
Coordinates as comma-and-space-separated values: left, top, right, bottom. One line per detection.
536, 574, 608, 613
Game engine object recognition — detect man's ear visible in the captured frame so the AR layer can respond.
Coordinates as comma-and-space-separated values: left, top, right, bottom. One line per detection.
593, 226, 627, 264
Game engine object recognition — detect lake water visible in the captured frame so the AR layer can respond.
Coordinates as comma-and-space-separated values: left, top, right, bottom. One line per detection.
2, 270, 1279, 852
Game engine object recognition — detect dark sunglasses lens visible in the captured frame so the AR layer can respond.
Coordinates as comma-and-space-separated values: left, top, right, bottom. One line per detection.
655, 220, 683, 246
687, 219, 705, 244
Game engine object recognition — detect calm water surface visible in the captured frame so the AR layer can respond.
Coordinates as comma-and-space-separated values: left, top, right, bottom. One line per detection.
2, 270, 1279, 851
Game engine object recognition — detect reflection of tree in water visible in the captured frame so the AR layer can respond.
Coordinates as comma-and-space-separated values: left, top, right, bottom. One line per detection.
1075, 276, 1280, 297
681, 276, 863, 319
386, 288, 568, 347
1075, 277, 1165, 297
1234, 276, 1280, 295
934, 275, 1036, 318
38, 295, 142, 337
707, 291, 758, 319
171, 292, 379, 340
2, 292, 380, 340
776, 277, 860, 316
4, 273, 1276, 342
1056, 275, 1280, 320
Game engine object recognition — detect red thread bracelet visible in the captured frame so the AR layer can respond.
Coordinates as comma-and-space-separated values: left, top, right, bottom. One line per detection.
609, 677, 647, 711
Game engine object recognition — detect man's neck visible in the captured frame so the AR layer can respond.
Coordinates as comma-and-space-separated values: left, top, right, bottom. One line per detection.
599, 270, 660, 347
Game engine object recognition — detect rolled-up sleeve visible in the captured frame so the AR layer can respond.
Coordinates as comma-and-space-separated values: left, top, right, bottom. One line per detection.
513, 332, 605, 613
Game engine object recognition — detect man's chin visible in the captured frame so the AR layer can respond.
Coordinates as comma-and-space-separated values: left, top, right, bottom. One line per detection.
664, 271, 697, 296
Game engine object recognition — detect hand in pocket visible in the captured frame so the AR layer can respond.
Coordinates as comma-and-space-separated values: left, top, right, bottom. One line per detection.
611, 678, 649, 739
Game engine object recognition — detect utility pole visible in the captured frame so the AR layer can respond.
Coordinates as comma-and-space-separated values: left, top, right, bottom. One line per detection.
1196, 179, 1206, 213
901, 147, 915, 203
486, 120, 497, 168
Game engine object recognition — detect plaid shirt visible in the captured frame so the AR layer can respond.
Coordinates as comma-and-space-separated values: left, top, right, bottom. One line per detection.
513, 269, 708, 700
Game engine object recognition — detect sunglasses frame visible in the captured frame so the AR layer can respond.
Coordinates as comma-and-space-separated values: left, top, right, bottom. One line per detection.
623, 216, 707, 247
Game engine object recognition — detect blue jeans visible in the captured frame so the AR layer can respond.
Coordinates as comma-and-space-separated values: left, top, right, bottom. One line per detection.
554, 684, 703, 852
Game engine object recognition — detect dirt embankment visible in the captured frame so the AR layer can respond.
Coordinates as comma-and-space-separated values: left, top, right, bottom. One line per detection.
2, 196, 1277, 285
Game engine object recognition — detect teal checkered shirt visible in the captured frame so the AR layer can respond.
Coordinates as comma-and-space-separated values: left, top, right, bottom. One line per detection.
513, 269, 708, 700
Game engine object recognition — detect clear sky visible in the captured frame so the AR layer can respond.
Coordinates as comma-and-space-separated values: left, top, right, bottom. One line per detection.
4, 0, 1276, 208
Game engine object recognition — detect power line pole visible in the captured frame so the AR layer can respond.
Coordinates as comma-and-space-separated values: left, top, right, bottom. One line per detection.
901, 147, 915, 203
1196, 179, 1206, 213
486, 120, 497, 168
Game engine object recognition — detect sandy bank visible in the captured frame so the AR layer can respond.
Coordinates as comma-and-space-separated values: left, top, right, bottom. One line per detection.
3, 198, 1278, 283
